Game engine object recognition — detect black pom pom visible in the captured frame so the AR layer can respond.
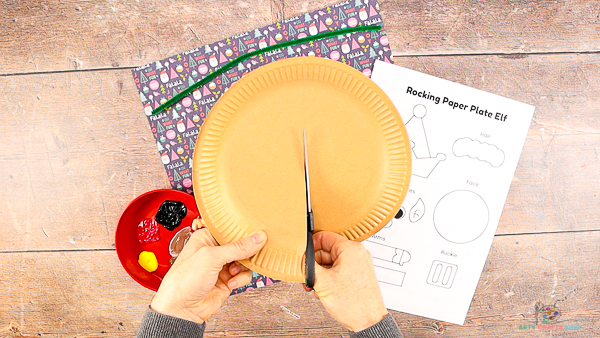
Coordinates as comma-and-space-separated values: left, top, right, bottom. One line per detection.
156, 200, 187, 231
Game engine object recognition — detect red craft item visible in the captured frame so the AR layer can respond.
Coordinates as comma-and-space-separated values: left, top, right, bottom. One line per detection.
138, 218, 160, 244
116, 189, 200, 291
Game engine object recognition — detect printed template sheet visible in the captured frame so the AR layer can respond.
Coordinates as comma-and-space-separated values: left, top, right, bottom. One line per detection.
366, 61, 535, 325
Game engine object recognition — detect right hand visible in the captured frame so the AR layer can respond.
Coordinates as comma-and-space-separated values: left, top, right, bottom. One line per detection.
310, 231, 389, 332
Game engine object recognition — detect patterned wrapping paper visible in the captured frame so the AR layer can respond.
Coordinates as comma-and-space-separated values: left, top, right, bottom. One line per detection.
232, 272, 277, 295
132, 0, 393, 193
131, 0, 393, 293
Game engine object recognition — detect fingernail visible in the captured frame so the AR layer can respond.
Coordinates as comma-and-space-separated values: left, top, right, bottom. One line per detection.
228, 280, 238, 289
252, 231, 266, 244
231, 264, 241, 275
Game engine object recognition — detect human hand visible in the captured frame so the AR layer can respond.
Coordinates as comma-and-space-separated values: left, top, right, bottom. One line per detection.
310, 231, 388, 332
151, 226, 267, 324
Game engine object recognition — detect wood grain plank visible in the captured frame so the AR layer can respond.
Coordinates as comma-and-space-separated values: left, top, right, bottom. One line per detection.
375, 0, 600, 56
0, 54, 599, 251
2, 0, 600, 74
0, 232, 598, 337
503, 134, 600, 235
0, 0, 275, 75
0, 70, 169, 251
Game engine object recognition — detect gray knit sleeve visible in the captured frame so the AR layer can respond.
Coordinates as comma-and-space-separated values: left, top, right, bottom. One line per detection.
136, 307, 205, 338
349, 313, 403, 338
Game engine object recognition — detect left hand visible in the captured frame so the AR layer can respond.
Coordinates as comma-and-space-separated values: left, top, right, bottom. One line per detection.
151, 226, 267, 324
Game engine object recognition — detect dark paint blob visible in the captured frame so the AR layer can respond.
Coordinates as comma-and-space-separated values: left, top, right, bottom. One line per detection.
156, 200, 187, 231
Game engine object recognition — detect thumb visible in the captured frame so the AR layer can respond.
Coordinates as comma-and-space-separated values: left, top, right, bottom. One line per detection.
212, 230, 267, 264
313, 263, 334, 292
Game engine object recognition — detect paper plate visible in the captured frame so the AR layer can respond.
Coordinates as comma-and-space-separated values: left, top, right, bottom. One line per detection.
193, 57, 411, 282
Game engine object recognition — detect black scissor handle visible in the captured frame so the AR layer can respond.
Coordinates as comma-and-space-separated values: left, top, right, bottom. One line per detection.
305, 210, 315, 289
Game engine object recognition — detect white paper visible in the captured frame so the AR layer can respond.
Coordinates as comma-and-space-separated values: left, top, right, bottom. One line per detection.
365, 60, 534, 325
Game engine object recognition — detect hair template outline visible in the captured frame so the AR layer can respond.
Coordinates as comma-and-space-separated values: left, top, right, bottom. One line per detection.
452, 137, 505, 168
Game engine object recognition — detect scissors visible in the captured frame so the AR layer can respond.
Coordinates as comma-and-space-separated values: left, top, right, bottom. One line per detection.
303, 130, 315, 289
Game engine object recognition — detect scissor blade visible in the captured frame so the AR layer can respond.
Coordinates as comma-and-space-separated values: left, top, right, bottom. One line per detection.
303, 129, 315, 288
303, 130, 312, 213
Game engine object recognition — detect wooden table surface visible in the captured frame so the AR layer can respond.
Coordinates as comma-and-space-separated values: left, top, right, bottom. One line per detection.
1, 1, 599, 337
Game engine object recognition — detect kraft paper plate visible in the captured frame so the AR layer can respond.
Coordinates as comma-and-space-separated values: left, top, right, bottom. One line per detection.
193, 57, 411, 282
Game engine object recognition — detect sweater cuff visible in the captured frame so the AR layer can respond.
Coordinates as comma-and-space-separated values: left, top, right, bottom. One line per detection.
349, 313, 403, 338
137, 307, 206, 338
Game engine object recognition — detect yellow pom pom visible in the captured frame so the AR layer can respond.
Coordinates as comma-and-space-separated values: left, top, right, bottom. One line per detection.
138, 251, 158, 272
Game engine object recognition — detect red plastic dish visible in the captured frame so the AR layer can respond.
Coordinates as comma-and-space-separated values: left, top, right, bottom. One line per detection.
115, 189, 199, 291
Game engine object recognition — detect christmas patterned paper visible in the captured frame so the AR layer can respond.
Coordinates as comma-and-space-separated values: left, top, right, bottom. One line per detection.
231, 272, 277, 295
132, 0, 393, 193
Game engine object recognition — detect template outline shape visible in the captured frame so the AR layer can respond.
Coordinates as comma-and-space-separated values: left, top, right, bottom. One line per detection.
433, 190, 490, 244
408, 198, 425, 223
427, 260, 458, 289
452, 137, 505, 168
374, 265, 407, 287
405, 104, 446, 178
363, 240, 412, 267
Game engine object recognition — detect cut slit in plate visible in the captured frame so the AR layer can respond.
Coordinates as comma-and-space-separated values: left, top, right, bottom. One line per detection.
193, 57, 411, 282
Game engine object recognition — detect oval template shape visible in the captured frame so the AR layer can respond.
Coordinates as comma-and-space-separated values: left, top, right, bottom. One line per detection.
193, 57, 411, 282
